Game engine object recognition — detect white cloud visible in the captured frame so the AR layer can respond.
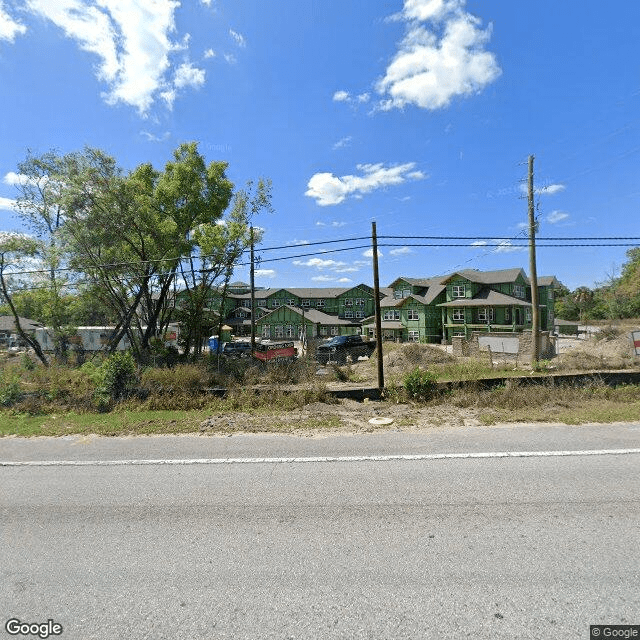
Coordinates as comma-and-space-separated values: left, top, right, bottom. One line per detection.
332, 136, 352, 150
389, 246, 414, 256
0, 196, 17, 211
306, 162, 426, 206
204, 48, 215, 59
223, 52, 237, 64
519, 182, 566, 196
333, 90, 370, 107
140, 130, 170, 142
3, 171, 29, 186
493, 240, 524, 254
538, 184, 565, 195
255, 269, 276, 278
23, 0, 210, 115
547, 210, 569, 224
315, 220, 347, 228
174, 62, 205, 89
376, 0, 501, 111
311, 275, 352, 283
362, 248, 383, 259
293, 258, 346, 269
0, 2, 27, 41
229, 28, 246, 48
471, 239, 524, 253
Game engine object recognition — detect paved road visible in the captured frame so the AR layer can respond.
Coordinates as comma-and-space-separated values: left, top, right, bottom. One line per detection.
2, 423, 639, 639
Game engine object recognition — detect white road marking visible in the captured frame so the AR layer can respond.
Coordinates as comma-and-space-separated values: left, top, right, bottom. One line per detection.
1, 448, 640, 467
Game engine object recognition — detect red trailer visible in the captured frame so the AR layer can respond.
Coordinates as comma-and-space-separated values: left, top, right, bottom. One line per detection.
252, 341, 298, 363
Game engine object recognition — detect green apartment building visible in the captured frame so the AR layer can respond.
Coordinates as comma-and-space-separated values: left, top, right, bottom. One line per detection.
179, 268, 557, 345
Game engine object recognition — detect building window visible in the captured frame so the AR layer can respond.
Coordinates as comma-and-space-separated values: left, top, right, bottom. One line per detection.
272, 299, 281, 308
505, 308, 511, 323
320, 326, 328, 336
262, 325, 270, 338
526, 308, 532, 322
344, 310, 353, 319
477, 308, 494, 323
452, 308, 465, 322
316, 299, 325, 307
285, 325, 295, 338
344, 298, 353, 307
383, 310, 400, 321
257, 300, 267, 307
331, 326, 339, 336
355, 311, 364, 319
355, 298, 365, 307
407, 310, 419, 320
395, 289, 410, 299
301, 299, 310, 307
287, 299, 296, 306
408, 330, 420, 342
452, 284, 466, 298
275, 325, 284, 338
514, 284, 525, 299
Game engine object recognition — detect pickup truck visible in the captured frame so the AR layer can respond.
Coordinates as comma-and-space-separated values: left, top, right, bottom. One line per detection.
315, 335, 376, 365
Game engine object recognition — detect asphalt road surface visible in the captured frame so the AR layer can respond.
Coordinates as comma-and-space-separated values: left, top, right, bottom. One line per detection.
2, 423, 639, 639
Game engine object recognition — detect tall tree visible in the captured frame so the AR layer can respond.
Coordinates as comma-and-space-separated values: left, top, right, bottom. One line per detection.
0, 232, 49, 365
178, 179, 271, 356
12, 150, 75, 356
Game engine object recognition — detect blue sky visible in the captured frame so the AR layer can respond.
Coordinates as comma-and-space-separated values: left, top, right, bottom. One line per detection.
1, 0, 639, 291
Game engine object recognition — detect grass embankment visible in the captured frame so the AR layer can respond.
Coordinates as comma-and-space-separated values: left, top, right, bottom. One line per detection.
0, 354, 339, 437
1, 333, 640, 437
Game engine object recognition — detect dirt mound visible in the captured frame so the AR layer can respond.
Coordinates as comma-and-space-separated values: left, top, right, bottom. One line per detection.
384, 343, 456, 372
556, 333, 637, 371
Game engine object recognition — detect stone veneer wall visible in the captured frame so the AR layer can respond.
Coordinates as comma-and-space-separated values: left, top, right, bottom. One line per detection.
456, 331, 556, 359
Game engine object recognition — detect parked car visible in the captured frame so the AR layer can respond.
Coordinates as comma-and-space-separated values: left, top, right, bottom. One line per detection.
315, 335, 376, 365
222, 341, 252, 357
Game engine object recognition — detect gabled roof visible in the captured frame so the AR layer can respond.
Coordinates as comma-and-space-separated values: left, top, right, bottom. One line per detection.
437, 288, 533, 307
380, 283, 447, 308
537, 276, 560, 287
0, 316, 42, 333
257, 305, 359, 326
441, 268, 528, 285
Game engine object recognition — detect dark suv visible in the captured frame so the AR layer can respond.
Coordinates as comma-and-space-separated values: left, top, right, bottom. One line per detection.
222, 342, 252, 357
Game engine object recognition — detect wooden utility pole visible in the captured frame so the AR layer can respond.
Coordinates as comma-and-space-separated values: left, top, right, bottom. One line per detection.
528, 155, 540, 365
250, 225, 256, 354
371, 221, 384, 390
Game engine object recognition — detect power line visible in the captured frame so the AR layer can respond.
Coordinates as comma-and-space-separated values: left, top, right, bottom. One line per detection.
2, 235, 639, 280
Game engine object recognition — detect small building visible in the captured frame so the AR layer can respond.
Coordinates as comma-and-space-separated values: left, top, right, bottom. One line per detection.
0, 315, 42, 347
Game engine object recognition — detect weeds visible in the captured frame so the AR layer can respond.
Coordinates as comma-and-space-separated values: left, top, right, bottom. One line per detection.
404, 367, 438, 402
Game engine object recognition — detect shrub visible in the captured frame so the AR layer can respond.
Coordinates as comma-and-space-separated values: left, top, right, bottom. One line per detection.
98, 351, 138, 401
403, 367, 438, 401
0, 372, 21, 407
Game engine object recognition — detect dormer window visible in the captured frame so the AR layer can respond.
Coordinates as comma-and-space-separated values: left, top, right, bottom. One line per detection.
452, 285, 466, 298
513, 285, 525, 299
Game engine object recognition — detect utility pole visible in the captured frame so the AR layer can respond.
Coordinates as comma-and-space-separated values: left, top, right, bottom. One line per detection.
528, 155, 540, 366
250, 225, 256, 354
371, 221, 384, 391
